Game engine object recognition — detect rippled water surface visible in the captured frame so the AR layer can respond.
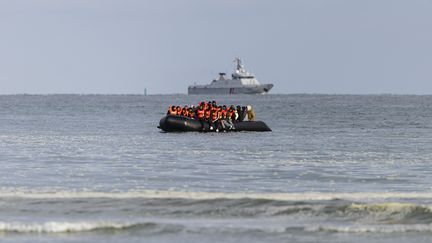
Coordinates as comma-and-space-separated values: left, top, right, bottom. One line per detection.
1, 94, 432, 242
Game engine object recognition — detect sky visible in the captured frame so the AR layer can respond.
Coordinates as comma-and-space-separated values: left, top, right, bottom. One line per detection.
0, 0, 431, 94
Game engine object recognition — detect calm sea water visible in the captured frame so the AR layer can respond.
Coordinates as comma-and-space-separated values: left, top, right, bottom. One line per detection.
1, 94, 432, 242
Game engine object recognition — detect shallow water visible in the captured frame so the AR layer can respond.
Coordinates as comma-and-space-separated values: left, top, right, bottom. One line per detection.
1, 94, 432, 242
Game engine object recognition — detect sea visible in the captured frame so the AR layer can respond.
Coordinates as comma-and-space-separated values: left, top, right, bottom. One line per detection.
1, 94, 432, 243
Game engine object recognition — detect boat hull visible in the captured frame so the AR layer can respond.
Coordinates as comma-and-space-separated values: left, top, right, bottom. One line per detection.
158, 115, 271, 132
188, 84, 273, 95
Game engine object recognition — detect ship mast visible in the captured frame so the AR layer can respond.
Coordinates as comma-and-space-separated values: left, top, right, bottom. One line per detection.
234, 57, 245, 73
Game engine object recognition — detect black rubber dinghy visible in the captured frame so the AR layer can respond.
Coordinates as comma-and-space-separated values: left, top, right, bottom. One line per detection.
158, 115, 271, 132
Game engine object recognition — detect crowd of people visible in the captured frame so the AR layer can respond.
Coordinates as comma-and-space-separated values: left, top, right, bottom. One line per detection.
166, 100, 256, 131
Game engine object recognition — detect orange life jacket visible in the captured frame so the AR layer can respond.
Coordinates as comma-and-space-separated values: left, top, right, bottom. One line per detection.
182, 108, 188, 117
227, 110, 234, 119
204, 109, 211, 119
169, 106, 177, 115
197, 109, 205, 119
217, 109, 223, 119
221, 110, 227, 119
211, 108, 218, 120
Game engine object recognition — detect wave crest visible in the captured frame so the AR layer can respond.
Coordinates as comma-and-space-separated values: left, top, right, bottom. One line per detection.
0, 221, 181, 234
306, 224, 432, 233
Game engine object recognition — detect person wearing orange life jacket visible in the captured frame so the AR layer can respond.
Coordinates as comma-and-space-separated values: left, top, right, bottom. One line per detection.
224, 106, 235, 130
204, 107, 211, 120
202, 101, 208, 111
167, 105, 177, 115
217, 106, 222, 119
213, 106, 223, 132
207, 106, 219, 131
227, 105, 237, 121
181, 106, 189, 117
199, 101, 205, 110
219, 106, 227, 130
176, 106, 182, 116
196, 105, 205, 130
219, 105, 232, 131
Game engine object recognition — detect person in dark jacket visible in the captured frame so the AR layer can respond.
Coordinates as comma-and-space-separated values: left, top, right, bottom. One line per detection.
237, 105, 247, 122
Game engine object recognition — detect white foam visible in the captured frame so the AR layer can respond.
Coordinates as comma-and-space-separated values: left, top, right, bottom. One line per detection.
0, 221, 135, 233
1, 189, 432, 201
306, 224, 432, 233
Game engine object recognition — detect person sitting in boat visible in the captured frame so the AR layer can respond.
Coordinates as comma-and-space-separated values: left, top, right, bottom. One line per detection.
198, 101, 204, 109
210, 105, 219, 131
231, 105, 239, 122
218, 106, 227, 130
181, 105, 189, 117
174, 106, 181, 116
247, 105, 256, 121
222, 106, 235, 130
237, 106, 247, 122
167, 105, 177, 115
204, 106, 213, 130
188, 108, 195, 119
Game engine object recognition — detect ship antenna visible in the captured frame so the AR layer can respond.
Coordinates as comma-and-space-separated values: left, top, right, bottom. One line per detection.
234, 57, 244, 72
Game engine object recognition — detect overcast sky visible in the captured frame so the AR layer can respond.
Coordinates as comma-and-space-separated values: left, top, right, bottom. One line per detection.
1, 0, 431, 94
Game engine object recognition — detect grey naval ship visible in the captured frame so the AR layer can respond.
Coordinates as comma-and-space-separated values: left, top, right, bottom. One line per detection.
188, 58, 273, 95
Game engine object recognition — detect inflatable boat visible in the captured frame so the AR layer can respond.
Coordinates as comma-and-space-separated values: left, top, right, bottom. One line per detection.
158, 115, 271, 132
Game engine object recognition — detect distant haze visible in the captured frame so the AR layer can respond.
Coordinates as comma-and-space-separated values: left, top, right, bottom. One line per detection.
1, 0, 431, 94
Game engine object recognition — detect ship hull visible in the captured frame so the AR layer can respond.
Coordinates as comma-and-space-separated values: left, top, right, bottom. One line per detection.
158, 115, 272, 132
188, 84, 273, 95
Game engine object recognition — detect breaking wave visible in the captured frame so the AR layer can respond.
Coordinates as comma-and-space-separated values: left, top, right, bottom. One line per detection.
2, 189, 432, 235
2, 219, 432, 235
2, 190, 432, 219
306, 224, 432, 233
0, 221, 182, 234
